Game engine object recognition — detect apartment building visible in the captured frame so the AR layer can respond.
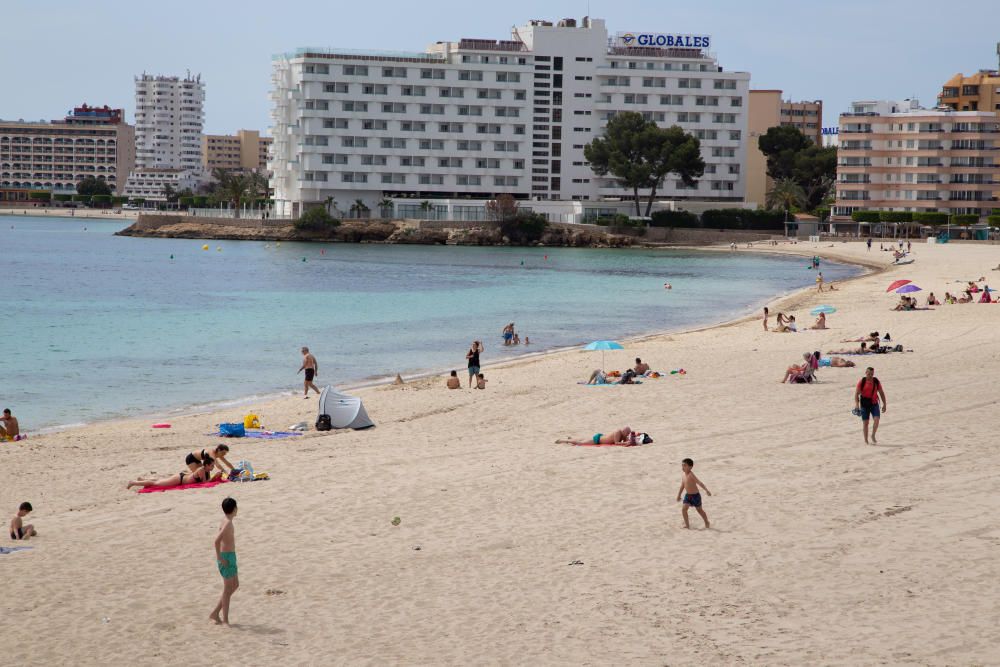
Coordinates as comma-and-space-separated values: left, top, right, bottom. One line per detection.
270, 17, 750, 217
833, 100, 1000, 219
939, 70, 1000, 113
0, 104, 136, 202
780, 99, 821, 144
202, 129, 272, 174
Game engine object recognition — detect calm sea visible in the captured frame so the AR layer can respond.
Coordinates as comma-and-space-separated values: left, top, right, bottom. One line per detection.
2, 216, 859, 429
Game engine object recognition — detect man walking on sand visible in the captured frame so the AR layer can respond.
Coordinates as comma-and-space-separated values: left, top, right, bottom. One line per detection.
299, 347, 321, 398
854, 366, 887, 445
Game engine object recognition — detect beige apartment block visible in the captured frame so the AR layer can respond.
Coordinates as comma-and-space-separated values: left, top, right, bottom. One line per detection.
747, 89, 782, 207
781, 99, 822, 145
939, 70, 1000, 113
0, 104, 136, 200
202, 129, 271, 173
833, 102, 1000, 219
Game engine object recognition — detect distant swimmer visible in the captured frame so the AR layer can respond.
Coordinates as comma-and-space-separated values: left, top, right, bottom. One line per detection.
663, 283, 672, 290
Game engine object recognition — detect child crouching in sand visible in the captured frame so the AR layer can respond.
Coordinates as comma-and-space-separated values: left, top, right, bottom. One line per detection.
677, 458, 712, 529
10, 502, 36, 540
210, 497, 239, 626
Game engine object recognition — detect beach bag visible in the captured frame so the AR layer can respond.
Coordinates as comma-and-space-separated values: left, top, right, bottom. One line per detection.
243, 413, 260, 429
219, 422, 246, 437
229, 460, 254, 482
316, 414, 332, 431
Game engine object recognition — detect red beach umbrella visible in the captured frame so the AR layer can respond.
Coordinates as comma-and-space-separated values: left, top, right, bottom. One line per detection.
886, 279, 911, 292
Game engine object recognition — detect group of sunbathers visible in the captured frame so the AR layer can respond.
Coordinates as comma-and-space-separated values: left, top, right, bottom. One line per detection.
127, 445, 236, 490
769, 311, 828, 333
780, 350, 856, 383
585, 358, 653, 385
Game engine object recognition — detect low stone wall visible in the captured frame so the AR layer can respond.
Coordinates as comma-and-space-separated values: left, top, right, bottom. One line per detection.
642, 227, 783, 244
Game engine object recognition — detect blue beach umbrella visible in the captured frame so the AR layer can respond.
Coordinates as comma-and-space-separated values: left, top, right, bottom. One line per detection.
584, 340, 624, 371
810, 305, 837, 316
895, 284, 922, 294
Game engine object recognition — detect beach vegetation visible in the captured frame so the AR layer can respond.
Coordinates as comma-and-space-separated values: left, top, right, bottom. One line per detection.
112, 197, 127, 206
211, 168, 268, 218
91, 194, 112, 207
765, 178, 806, 218
54, 194, 73, 202
758, 126, 837, 211
295, 206, 341, 232
584, 112, 705, 217
649, 210, 700, 228
76, 176, 112, 197
73, 194, 92, 204
350, 199, 371, 218
701, 208, 785, 230
950, 214, 979, 225
378, 198, 394, 219
851, 210, 881, 223
486, 194, 519, 223
500, 212, 548, 244
878, 211, 912, 223
987, 215, 1000, 226
28, 191, 51, 202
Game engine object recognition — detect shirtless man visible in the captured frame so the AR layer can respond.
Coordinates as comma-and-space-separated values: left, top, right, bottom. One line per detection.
298, 347, 320, 398
633, 358, 650, 375
676, 458, 712, 529
556, 426, 637, 446
0, 408, 19, 440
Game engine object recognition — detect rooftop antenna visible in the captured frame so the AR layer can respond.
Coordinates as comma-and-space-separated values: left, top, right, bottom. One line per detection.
996, 41, 1000, 70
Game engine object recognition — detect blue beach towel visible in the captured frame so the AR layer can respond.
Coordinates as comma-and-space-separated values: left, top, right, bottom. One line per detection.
243, 430, 304, 439
0, 546, 33, 554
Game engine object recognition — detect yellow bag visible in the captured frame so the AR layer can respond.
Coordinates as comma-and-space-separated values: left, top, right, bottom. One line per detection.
243, 413, 260, 429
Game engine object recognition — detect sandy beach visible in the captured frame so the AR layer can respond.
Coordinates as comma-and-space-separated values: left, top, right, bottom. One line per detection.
3, 239, 1000, 665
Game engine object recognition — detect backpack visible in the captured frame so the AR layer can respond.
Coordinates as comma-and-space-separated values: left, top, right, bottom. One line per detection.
316, 414, 332, 431
218, 422, 246, 437
858, 377, 880, 406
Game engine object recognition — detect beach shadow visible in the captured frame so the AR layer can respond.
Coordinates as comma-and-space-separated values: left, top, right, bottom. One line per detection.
230, 623, 285, 635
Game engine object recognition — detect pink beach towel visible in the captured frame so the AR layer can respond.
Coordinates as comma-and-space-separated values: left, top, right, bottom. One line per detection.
570, 442, 641, 448
137, 479, 228, 494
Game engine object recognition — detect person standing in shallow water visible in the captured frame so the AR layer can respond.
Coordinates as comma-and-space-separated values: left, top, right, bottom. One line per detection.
299, 347, 320, 398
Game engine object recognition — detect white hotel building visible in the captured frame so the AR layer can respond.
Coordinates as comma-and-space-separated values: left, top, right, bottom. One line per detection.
270, 17, 750, 219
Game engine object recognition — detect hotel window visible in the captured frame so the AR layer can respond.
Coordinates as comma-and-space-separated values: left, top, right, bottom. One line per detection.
361, 155, 388, 165
400, 86, 426, 97
418, 139, 444, 150
399, 156, 426, 167
304, 136, 328, 146
381, 173, 406, 184
343, 65, 368, 76
712, 147, 736, 157
496, 72, 521, 83
659, 95, 683, 105
304, 100, 329, 110
713, 80, 737, 90
729, 130, 741, 140
642, 78, 666, 88
495, 107, 519, 117
361, 119, 387, 130
477, 89, 502, 100
400, 121, 426, 131
382, 67, 407, 78
324, 83, 349, 94
439, 87, 465, 98
419, 104, 445, 115
363, 84, 388, 95
678, 79, 701, 89
457, 175, 482, 185
380, 138, 406, 149
419, 174, 444, 185
321, 154, 348, 164
381, 103, 407, 113
342, 101, 368, 112
438, 122, 464, 132
459, 70, 484, 81
475, 158, 501, 168
728, 164, 740, 174
341, 136, 367, 148
458, 106, 483, 117
420, 69, 446, 80
438, 157, 463, 168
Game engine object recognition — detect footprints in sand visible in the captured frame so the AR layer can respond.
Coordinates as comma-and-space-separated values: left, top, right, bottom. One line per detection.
859, 504, 914, 524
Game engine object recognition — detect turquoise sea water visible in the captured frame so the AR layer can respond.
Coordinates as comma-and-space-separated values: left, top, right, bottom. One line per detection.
2, 216, 859, 429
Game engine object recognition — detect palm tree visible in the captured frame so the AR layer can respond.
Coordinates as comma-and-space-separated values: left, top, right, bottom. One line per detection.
766, 178, 807, 220
212, 168, 251, 219
418, 200, 433, 220
351, 198, 370, 219
325, 196, 337, 216
378, 198, 393, 219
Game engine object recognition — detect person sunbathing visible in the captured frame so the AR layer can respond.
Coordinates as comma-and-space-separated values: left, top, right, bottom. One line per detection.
585, 369, 608, 385
781, 352, 815, 383
127, 462, 220, 490
827, 342, 874, 355
820, 356, 856, 368
958, 291, 973, 304
556, 426, 636, 446
842, 332, 879, 344
927, 293, 941, 306
809, 312, 827, 329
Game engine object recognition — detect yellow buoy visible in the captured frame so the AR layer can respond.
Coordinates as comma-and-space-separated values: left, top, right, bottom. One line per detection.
202, 244, 209, 251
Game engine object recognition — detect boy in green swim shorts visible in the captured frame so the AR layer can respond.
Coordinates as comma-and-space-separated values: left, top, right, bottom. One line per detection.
210, 497, 239, 626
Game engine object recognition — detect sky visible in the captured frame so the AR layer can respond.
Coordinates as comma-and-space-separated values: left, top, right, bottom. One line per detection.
4, 0, 1000, 134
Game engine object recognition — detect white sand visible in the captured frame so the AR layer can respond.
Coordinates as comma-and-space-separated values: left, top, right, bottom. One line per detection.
3, 240, 1000, 665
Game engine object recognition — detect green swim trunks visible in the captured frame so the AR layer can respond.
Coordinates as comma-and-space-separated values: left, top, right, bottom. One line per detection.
217, 551, 238, 579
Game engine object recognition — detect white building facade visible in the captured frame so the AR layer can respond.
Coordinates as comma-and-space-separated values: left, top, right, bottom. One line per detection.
125, 73, 206, 200
269, 18, 750, 218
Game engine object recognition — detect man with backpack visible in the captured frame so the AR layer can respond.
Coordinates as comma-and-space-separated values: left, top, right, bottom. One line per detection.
854, 367, 887, 445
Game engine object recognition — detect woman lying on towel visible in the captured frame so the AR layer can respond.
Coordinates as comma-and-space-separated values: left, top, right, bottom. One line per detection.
127, 459, 221, 490
556, 426, 637, 446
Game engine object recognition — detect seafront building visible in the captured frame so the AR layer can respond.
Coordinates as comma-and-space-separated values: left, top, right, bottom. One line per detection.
269, 17, 750, 219
202, 129, 272, 174
745, 91, 824, 207
832, 99, 1000, 219
123, 73, 206, 202
0, 104, 135, 203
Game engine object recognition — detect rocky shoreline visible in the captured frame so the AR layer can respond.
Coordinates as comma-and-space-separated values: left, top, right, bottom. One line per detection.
115, 214, 638, 247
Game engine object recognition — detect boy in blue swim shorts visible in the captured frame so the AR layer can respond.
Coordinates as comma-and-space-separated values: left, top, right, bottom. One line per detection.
210, 497, 239, 626
676, 458, 712, 529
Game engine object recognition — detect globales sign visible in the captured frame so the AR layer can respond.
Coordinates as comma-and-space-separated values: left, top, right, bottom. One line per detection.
617, 32, 711, 49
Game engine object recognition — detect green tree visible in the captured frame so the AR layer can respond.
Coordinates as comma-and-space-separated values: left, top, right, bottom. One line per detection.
758, 126, 812, 181
418, 200, 434, 219
584, 112, 705, 216
162, 183, 178, 204
211, 168, 252, 218
76, 176, 112, 197
765, 178, 806, 219
759, 126, 837, 211
378, 198, 394, 218
294, 206, 340, 232
500, 212, 548, 245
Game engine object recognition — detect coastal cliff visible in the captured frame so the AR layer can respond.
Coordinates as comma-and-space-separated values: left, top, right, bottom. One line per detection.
115, 214, 637, 247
